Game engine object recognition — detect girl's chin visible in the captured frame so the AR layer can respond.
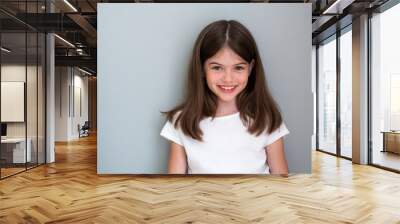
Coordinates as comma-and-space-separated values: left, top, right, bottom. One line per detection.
212, 90, 239, 101
216, 95, 237, 103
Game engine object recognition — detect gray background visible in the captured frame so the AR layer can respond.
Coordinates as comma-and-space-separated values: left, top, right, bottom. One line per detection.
98, 3, 312, 174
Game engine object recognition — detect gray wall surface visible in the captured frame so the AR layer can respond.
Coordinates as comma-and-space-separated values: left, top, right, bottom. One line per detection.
98, 3, 312, 174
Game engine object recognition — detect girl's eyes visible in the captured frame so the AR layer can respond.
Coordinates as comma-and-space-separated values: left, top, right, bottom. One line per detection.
211, 66, 222, 71
210, 66, 246, 71
235, 66, 245, 71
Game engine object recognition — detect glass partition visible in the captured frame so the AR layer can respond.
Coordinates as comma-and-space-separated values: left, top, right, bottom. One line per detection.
0, 1, 46, 179
0, 31, 28, 177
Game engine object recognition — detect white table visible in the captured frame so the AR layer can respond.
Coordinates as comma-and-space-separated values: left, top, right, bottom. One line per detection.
1, 138, 32, 163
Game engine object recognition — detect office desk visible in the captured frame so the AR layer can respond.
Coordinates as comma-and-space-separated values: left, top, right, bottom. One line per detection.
1, 138, 32, 163
381, 131, 400, 154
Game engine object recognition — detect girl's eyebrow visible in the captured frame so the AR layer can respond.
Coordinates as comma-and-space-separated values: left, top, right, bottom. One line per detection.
209, 62, 222, 66
208, 62, 248, 66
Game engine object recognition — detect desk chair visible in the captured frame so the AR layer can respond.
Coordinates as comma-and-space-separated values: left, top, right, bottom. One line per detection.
78, 121, 90, 138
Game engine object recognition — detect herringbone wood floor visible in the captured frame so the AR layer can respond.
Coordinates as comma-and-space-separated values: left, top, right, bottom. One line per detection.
1, 134, 400, 224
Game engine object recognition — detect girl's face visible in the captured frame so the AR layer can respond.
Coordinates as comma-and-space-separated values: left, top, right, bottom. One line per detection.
204, 46, 254, 105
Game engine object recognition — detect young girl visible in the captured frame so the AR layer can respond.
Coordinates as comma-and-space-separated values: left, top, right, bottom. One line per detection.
160, 20, 289, 175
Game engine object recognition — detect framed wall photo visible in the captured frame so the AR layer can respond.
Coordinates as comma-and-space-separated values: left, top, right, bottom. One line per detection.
1, 81, 25, 122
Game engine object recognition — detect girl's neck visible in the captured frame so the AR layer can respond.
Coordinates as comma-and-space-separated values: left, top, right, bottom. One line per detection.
215, 100, 238, 117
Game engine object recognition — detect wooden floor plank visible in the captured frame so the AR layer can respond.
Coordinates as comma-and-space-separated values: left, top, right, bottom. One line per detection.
0, 134, 399, 223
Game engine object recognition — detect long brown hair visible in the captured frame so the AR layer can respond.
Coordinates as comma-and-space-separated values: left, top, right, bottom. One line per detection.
162, 20, 283, 141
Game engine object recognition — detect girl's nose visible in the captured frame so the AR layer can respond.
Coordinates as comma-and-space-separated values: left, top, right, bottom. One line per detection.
222, 70, 233, 82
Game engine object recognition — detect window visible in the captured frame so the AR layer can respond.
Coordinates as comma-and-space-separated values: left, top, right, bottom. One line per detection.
340, 27, 352, 158
371, 2, 400, 171
317, 36, 337, 155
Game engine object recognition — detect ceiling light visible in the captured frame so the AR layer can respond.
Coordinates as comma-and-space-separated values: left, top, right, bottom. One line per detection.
78, 67, 93, 76
63, 0, 78, 12
322, 0, 340, 14
1, 47, 11, 53
54, 34, 75, 48
322, 0, 355, 15
323, 0, 341, 14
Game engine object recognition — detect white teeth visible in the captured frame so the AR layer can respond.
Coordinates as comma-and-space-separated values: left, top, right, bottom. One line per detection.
219, 86, 236, 90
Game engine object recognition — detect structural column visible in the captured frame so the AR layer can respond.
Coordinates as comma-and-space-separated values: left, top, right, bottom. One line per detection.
46, 1, 55, 163
352, 14, 369, 164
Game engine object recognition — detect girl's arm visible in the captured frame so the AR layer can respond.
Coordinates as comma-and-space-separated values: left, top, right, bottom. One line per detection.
265, 137, 289, 175
168, 142, 188, 174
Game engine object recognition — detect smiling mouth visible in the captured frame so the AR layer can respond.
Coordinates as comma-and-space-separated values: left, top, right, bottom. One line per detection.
217, 85, 237, 93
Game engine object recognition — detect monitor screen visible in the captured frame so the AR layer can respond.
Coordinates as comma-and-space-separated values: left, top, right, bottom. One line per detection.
1, 123, 7, 137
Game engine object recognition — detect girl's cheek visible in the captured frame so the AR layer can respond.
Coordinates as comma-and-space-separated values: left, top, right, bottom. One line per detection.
237, 72, 248, 81
210, 73, 221, 82
206, 74, 219, 87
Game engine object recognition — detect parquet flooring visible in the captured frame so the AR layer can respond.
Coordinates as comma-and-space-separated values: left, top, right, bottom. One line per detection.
0, 167, 26, 178
1, 134, 400, 223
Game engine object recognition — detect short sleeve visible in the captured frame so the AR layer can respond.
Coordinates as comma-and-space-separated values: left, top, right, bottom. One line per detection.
264, 122, 290, 146
160, 120, 183, 146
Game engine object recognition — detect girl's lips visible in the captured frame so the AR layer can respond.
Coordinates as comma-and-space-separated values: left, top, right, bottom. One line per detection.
217, 85, 237, 93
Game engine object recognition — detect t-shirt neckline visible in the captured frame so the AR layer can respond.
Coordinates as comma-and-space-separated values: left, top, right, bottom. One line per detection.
210, 111, 240, 120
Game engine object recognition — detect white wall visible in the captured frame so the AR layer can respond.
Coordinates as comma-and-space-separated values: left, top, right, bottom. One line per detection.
72, 73, 89, 138
1, 65, 26, 131
55, 67, 89, 141
55, 66, 69, 141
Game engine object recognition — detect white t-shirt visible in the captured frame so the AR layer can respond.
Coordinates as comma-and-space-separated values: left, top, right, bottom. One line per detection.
160, 112, 289, 174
